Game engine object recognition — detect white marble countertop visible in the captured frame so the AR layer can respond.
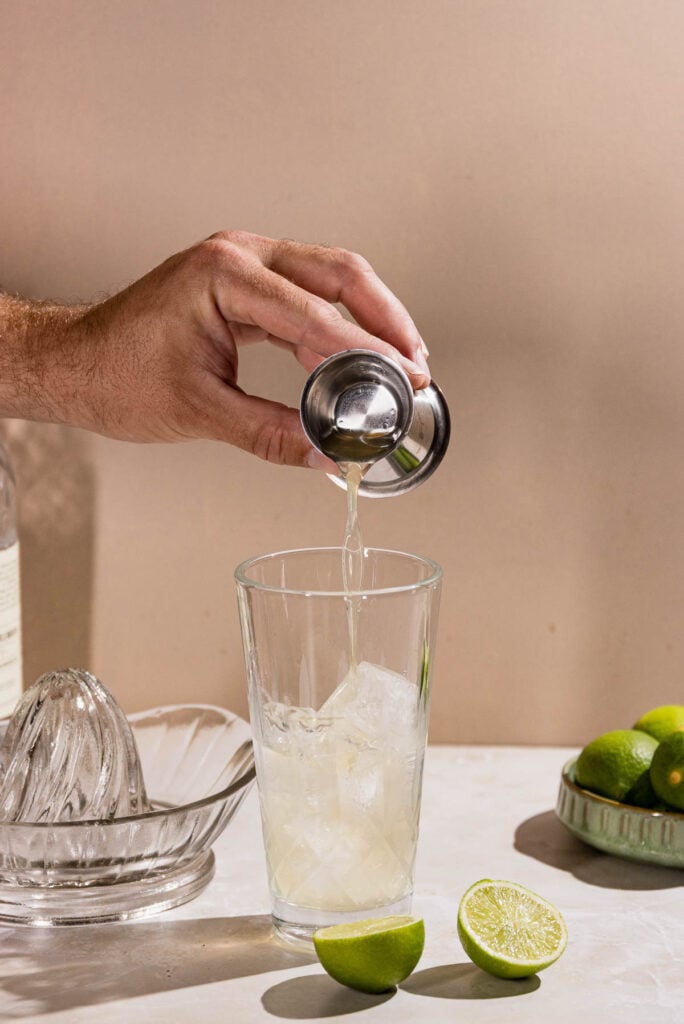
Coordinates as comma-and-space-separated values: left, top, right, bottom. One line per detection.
0, 746, 682, 1023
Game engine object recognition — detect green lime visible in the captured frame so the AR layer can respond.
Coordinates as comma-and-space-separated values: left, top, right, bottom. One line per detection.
575, 729, 658, 802
623, 769, 658, 808
457, 879, 567, 979
312, 915, 425, 993
649, 731, 684, 810
634, 705, 684, 743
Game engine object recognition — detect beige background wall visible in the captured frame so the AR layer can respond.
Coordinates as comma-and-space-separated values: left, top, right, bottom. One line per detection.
1, 0, 683, 744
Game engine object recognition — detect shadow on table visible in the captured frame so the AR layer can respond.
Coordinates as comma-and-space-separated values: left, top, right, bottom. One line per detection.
401, 962, 540, 999
261, 961, 538, 1018
262, 974, 394, 1018
515, 810, 684, 890
0, 914, 315, 1018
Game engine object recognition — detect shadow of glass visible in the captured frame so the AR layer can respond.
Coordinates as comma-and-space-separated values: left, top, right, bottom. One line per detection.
261, 973, 394, 1019
515, 810, 684, 890
401, 962, 540, 999
0, 914, 315, 1017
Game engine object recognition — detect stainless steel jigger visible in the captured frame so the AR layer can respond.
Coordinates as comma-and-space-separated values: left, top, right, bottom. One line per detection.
300, 349, 450, 497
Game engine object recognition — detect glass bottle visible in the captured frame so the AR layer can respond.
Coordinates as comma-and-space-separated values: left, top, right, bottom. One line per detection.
0, 443, 22, 717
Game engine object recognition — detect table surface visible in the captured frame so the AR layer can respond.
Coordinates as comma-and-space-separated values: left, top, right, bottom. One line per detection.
0, 745, 682, 1023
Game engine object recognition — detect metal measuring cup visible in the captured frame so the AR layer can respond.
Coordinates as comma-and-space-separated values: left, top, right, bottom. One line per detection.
300, 349, 450, 497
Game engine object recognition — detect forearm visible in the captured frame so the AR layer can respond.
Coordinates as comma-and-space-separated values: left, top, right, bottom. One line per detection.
0, 293, 91, 424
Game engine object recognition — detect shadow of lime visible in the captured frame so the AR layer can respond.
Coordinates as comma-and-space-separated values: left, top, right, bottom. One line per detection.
260, 961, 540, 1017
401, 962, 540, 999
261, 973, 394, 1018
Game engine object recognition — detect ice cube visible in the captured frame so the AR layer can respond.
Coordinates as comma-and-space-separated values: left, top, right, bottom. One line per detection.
260, 701, 336, 758
321, 661, 418, 745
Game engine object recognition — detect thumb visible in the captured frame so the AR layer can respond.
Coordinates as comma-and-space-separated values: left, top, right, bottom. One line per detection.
212, 388, 336, 470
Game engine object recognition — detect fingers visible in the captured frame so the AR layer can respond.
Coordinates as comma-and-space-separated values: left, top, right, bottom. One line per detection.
248, 334, 326, 375
268, 240, 429, 369
203, 232, 430, 388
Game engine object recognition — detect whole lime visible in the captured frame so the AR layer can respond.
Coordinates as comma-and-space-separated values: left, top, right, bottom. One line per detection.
649, 731, 684, 811
623, 769, 658, 809
575, 729, 658, 802
634, 705, 684, 743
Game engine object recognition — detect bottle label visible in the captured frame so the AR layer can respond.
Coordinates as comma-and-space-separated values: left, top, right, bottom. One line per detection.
0, 543, 22, 717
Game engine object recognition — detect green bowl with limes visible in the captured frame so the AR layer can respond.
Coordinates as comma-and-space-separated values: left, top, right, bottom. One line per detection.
556, 758, 684, 869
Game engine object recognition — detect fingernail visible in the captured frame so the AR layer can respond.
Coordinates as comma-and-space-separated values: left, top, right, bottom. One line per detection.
420, 337, 430, 357
306, 448, 338, 473
412, 351, 431, 378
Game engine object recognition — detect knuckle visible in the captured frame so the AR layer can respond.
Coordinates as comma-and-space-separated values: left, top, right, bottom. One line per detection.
299, 296, 341, 345
220, 228, 259, 249
345, 249, 373, 275
252, 418, 290, 465
334, 248, 374, 280
172, 397, 204, 438
206, 228, 254, 247
309, 294, 341, 326
193, 237, 249, 274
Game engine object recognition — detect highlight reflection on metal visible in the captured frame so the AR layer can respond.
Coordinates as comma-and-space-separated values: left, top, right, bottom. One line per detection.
300, 350, 414, 463
300, 349, 450, 497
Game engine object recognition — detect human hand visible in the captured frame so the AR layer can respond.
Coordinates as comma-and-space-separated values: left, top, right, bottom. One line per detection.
28, 231, 430, 467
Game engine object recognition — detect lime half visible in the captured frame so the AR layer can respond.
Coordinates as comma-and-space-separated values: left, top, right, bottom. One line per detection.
457, 879, 568, 979
313, 915, 425, 993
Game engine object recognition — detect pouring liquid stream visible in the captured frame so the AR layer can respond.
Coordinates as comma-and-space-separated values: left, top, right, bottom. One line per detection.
339, 462, 369, 672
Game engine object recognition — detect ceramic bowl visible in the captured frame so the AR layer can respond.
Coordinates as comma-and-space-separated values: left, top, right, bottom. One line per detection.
556, 757, 684, 869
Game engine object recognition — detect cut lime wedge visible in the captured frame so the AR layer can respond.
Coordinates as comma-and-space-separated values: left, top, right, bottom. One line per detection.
313, 915, 425, 993
457, 879, 567, 979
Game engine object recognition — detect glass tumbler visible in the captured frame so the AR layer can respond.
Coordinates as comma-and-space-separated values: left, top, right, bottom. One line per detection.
235, 546, 442, 944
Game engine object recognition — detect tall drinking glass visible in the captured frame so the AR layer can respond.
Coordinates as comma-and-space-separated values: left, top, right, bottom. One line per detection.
235, 546, 442, 944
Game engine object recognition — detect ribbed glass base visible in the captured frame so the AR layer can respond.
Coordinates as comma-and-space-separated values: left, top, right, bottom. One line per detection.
272, 892, 412, 946
0, 850, 214, 926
